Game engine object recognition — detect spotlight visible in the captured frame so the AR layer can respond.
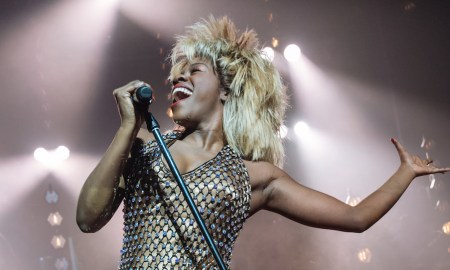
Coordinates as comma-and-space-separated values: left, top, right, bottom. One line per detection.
345, 195, 361, 207
429, 174, 436, 189
34, 148, 48, 163
46, 189, 59, 204
294, 121, 310, 137
51, 235, 66, 249
55, 146, 70, 160
357, 248, 372, 263
435, 200, 449, 212
55, 258, 69, 270
48, 212, 63, 226
284, 44, 301, 62
271, 37, 279, 48
34, 146, 70, 167
262, 47, 275, 62
443, 221, 450, 235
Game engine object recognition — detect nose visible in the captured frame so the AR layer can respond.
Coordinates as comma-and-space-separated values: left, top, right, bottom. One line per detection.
171, 72, 187, 85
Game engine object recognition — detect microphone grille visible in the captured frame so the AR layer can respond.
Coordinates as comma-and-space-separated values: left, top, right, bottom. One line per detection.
136, 86, 153, 104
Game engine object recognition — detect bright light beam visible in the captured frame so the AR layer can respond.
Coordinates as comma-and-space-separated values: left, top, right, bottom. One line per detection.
34, 146, 70, 168
0, 0, 120, 135
286, 54, 399, 200
294, 121, 310, 137
284, 44, 301, 62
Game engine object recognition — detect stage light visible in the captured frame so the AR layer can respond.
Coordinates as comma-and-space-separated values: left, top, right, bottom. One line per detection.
279, 125, 288, 139
345, 194, 361, 207
262, 47, 275, 62
294, 121, 310, 137
443, 221, 450, 235
436, 200, 449, 212
420, 135, 434, 150
404, 2, 416, 11
55, 257, 69, 270
55, 146, 70, 160
34, 148, 48, 162
46, 189, 59, 204
284, 44, 301, 62
48, 212, 63, 226
272, 37, 279, 48
51, 235, 66, 249
429, 174, 436, 189
357, 248, 372, 263
34, 146, 70, 167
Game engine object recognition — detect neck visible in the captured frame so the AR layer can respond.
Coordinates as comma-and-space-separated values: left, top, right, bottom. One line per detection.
182, 127, 225, 151
177, 106, 226, 151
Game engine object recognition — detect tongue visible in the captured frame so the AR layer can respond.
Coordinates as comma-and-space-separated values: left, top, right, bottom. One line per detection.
175, 92, 191, 101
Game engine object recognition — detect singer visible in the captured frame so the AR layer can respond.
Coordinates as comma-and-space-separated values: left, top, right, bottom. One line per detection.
76, 16, 450, 269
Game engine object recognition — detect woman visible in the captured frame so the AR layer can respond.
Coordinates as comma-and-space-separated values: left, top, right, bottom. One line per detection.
76, 16, 449, 269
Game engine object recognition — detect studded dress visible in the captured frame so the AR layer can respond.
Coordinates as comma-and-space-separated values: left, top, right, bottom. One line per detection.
119, 131, 251, 269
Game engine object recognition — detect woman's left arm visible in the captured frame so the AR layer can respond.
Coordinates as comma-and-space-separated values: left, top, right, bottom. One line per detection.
251, 138, 450, 232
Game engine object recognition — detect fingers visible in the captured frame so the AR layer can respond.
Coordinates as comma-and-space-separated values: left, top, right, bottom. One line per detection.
112, 80, 150, 128
430, 167, 450, 174
113, 80, 153, 108
391, 137, 407, 154
391, 138, 450, 177
113, 80, 146, 100
426, 160, 450, 174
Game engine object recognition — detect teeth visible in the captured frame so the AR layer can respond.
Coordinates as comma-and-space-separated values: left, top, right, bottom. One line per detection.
172, 87, 193, 96
172, 87, 193, 101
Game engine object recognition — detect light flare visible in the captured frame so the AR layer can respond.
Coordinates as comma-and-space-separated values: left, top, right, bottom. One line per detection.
284, 44, 301, 62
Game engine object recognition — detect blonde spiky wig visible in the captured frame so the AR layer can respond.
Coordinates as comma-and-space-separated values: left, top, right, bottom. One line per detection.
169, 16, 287, 166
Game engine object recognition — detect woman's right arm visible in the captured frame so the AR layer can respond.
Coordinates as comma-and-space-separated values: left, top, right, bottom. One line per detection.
76, 80, 150, 233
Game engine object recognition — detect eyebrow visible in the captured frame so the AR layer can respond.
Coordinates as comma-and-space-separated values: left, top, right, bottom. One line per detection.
168, 61, 210, 80
190, 62, 208, 68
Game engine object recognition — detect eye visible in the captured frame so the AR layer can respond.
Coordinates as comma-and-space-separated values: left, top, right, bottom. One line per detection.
191, 68, 201, 73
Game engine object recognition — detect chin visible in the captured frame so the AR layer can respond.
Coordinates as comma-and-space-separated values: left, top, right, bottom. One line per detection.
173, 125, 186, 132
172, 118, 188, 128
175, 120, 200, 132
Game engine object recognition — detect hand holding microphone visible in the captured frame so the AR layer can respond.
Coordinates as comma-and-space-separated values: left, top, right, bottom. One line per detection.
133, 84, 153, 106
113, 80, 154, 131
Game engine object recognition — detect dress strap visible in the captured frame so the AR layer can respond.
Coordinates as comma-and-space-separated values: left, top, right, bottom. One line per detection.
164, 130, 181, 147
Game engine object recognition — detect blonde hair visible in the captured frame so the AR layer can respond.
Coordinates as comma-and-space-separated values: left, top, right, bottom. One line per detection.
169, 16, 287, 166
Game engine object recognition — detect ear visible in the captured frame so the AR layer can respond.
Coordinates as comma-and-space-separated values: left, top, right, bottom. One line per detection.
219, 86, 229, 103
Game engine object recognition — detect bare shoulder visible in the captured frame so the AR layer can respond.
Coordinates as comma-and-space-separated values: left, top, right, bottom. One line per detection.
243, 160, 287, 187
243, 160, 288, 214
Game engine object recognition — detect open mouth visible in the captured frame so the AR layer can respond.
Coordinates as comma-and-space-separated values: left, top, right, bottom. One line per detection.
171, 87, 193, 103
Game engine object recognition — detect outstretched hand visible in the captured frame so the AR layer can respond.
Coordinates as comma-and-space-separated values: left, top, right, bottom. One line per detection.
391, 138, 450, 177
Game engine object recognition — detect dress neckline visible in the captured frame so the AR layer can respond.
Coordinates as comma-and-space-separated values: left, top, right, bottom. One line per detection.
158, 131, 231, 177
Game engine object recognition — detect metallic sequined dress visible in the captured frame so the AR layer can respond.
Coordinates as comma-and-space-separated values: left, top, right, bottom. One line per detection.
119, 131, 251, 269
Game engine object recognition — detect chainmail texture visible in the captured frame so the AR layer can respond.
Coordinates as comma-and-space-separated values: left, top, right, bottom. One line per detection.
119, 131, 251, 269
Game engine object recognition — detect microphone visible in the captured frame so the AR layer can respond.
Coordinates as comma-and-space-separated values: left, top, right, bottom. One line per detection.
133, 85, 153, 106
